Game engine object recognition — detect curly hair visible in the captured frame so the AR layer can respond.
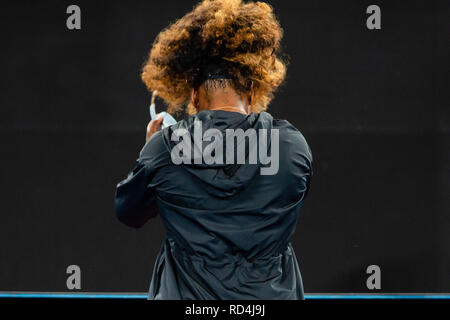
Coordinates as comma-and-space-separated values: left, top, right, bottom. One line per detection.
141, 0, 287, 115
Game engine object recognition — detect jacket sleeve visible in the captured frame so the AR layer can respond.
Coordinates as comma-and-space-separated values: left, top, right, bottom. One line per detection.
114, 161, 158, 228
283, 123, 313, 202
114, 132, 167, 228
294, 132, 313, 201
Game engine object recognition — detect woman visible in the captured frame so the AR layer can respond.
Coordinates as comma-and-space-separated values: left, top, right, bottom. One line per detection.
114, 0, 313, 300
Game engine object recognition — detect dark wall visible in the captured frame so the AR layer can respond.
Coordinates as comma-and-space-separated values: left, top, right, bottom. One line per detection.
0, 0, 448, 293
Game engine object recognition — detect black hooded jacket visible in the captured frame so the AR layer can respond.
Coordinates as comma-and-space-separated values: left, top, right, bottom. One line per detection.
114, 110, 313, 300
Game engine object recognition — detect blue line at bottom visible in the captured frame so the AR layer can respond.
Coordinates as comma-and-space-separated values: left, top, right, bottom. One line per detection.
0, 293, 449, 299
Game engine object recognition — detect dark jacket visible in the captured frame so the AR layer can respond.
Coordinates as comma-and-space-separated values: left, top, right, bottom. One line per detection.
114, 110, 313, 299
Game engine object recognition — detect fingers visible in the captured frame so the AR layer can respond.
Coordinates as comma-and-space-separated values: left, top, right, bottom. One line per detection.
146, 114, 164, 142
155, 114, 164, 125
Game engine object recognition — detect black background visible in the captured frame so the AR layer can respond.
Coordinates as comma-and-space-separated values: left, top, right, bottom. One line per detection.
0, 0, 448, 293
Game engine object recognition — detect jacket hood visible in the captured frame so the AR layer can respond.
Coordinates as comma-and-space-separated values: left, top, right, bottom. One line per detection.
162, 110, 274, 198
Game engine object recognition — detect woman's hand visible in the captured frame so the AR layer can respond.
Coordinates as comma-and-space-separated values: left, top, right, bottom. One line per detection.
146, 115, 164, 142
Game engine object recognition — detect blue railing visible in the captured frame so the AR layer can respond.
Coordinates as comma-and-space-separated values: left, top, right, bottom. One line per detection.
0, 293, 449, 299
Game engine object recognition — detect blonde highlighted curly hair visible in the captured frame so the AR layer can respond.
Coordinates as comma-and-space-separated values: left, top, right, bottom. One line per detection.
141, 0, 287, 115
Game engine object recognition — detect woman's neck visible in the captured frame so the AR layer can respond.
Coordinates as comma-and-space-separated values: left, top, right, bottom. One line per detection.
196, 88, 250, 115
